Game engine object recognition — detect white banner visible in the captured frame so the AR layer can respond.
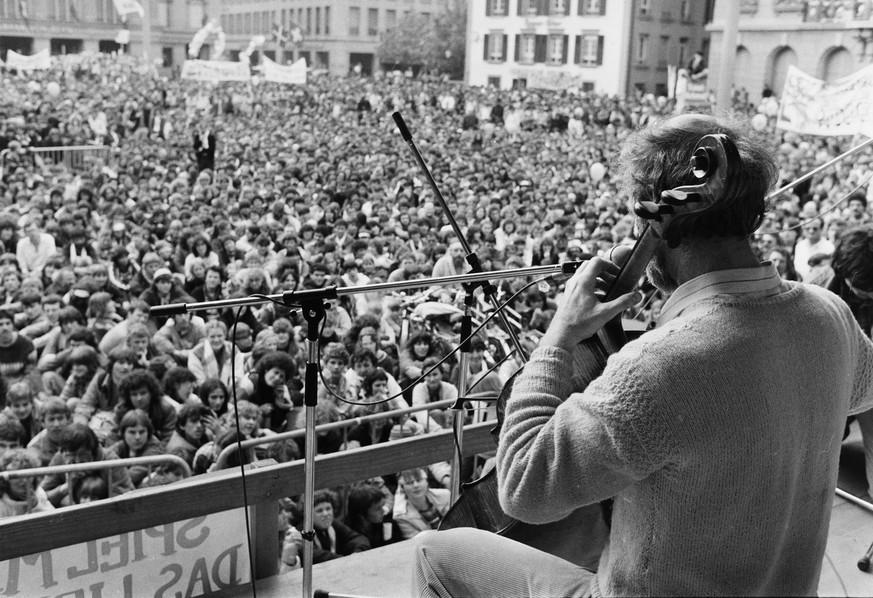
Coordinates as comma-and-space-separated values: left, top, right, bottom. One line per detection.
113, 0, 144, 18
776, 64, 873, 136
262, 56, 307, 85
5, 49, 50, 71
181, 59, 250, 82
0, 509, 251, 597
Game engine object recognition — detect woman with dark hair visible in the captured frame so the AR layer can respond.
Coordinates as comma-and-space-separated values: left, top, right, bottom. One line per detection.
165, 400, 211, 466
198, 378, 229, 419
238, 350, 303, 432
108, 408, 166, 487
108, 247, 138, 294
184, 234, 220, 279
59, 345, 102, 402
344, 482, 400, 549
189, 265, 225, 321
398, 330, 448, 404
115, 370, 177, 444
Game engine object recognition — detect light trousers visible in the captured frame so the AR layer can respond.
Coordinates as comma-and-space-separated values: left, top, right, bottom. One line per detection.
412, 528, 595, 598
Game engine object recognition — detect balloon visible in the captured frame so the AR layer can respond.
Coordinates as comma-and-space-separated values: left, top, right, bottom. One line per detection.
589, 162, 607, 183
26, 81, 41, 93
46, 82, 61, 97
751, 113, 767, 131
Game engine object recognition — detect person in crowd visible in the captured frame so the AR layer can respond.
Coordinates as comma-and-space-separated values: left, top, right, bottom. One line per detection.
76, 346, 139, 434
0, 449, 54, 518
41, 423, 134, 507
58, 345, 101, 403
398, 331, 447, 404
198, 378, 230, 420
187, 320, 246, 390
114, 370, 177, 444
413, 114, 873, 597
20, 294, 63, 350
139, 268, 194, 329
164, 400, 212, 467
107, 408, 166, 488
793, 217, 835, 282
0, 415, 26, 457
238, 350, 302, 432
394, 467, 451, 540
26, 398, 72, 466
0, 308, 37, 390
85, 291, 123, 344
98, 299, 155, 356
345, 481, 400, 549
410, 356, 458, 430
828, 224, 873, 501
4, 382, 40, 445
16, 217, 57, 277
152, 311, 206, 366
294, 489, 370, 564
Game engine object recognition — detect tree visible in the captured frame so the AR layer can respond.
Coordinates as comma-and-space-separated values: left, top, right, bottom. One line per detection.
377, 0, 466, 79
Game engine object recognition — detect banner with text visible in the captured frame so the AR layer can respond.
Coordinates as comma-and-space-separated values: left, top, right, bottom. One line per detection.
0, 509, 250, 597
181, 59, 250, 82
262, 56, 307, 85
5, 49, 51, 71
776, 64, 873, 136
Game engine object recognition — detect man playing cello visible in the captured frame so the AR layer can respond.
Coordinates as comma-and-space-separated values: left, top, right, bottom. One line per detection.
413, 114, 873, 596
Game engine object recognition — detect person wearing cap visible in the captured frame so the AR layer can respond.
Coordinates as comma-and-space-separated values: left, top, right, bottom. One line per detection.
128, 252, 164, 298
138, 268, 193, 329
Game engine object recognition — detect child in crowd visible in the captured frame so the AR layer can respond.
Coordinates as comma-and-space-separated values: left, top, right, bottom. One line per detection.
26, 398, 72, 466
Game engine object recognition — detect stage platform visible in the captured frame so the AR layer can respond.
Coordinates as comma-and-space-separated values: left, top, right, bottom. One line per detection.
218, 423, 873, 597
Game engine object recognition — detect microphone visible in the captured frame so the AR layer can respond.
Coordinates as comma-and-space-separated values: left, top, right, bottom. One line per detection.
392, 112, 413, 141
859, 538, 873, 572
149, 303, 189, 317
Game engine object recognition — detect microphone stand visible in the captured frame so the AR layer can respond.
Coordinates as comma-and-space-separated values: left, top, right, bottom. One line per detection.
149, 265, 583, 598
392, 111, 529, 503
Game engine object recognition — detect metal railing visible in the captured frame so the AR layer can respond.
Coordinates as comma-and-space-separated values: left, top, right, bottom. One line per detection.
28, 145, 112, 171
216, 396, 497, 465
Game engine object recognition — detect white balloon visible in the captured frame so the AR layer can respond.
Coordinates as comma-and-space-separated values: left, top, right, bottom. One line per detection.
751, 113, 767, 131
46, 81, 61, 97
589, 162, 607, 183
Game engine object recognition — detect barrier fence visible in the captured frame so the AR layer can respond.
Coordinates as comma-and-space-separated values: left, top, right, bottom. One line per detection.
0, 145, 112, 178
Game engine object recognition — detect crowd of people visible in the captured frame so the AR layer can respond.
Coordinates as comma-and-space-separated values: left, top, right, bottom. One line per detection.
0, 52, 871, 566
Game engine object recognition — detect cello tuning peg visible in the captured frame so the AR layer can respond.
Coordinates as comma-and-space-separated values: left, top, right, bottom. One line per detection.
634, 200, 661, 220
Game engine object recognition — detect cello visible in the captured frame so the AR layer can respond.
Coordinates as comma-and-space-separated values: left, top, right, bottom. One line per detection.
439, 133, 741, 569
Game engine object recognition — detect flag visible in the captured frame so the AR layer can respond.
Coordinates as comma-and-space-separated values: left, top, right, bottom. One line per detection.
112, 0, 144, 18
18, 0, 28, 19
272, 23, 289, 47
288, 21, 303, 45
115, 28, 130, 45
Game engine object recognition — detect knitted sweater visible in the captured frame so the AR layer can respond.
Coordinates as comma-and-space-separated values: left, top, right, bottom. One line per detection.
498, 281, 873, 596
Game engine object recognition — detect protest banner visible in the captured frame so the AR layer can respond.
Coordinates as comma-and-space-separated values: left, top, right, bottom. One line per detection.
776, 64, 873, 136
0, 509, 250, 597
262, 56, 307, 85
5, 49, 51, 71
180, 60, 250, 82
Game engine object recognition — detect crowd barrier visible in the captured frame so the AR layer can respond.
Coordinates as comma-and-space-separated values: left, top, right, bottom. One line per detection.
0, 422, 496, 596
0, 145, 112, 179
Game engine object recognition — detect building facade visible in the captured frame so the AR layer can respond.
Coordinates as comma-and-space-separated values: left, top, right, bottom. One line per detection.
0, 0, 216, 68
465, 0, 710, 96
708, 0, 873, 103
217, 0, 447, 77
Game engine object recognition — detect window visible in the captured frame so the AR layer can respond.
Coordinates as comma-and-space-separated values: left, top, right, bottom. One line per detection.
680, 0, 692, 21
483, 33, 508, 62
639, 0, 650, 17
306, 7, 312, 34
547, 34, 568, 65
575, 34, 603, 65
515, 33, 536, 63
368, 8, 378, 35
316, 7, 321, 34
162, 47, 174, 67
386, 9, 396, 28
512, 78, 527, 89
316, 51, 329, 70
637, 34, 649, 62
551, 0, 570, 15
579, 0, 606, 15
488, 76, 501, 88
349, 7, 361, 36
517, 0, 541, 16
325, 6, 330, 35
486, 0, 508, 16
678, 37, 689, 67
658, 35, 669, 67
582, 81, 595, 92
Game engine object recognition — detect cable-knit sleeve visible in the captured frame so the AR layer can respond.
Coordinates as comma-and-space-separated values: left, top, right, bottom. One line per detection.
496, 342, 677, 524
